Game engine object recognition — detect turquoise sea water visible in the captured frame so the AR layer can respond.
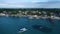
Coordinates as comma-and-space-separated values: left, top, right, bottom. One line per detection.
0, 16, 60, 34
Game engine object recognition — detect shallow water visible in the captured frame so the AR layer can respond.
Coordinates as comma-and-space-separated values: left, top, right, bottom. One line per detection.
0, 16, 60, 34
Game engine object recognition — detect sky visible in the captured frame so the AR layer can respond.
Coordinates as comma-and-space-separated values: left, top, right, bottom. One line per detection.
0, 0, 60, 8
0, 0, 48, 3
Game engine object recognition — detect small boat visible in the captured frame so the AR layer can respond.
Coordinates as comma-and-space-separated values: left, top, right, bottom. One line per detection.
32, 25, 52, 32
18, 28, 27, 33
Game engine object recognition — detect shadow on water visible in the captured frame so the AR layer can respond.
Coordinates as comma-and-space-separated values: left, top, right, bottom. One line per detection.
46, 18, 55, 26
32, 25, 52, 33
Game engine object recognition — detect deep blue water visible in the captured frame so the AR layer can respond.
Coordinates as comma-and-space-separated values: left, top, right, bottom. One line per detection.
0, 16, 60, 34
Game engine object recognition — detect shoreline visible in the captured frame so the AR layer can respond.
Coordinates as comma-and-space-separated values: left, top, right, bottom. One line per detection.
0, 13, 60, 19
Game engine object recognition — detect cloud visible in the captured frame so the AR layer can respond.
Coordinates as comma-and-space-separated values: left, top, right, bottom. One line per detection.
0, 0, 60, 8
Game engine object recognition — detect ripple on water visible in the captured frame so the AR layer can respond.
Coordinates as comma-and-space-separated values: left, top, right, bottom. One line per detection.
0, 16, 60, 34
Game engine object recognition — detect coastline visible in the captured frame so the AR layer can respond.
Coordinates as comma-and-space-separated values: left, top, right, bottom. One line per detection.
0, 13, 60, 20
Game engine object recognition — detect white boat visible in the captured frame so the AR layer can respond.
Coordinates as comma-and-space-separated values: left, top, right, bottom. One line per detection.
18, 28, 27, 33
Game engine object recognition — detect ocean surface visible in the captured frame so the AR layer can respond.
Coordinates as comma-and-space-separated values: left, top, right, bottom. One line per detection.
0, 16, 60, 34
